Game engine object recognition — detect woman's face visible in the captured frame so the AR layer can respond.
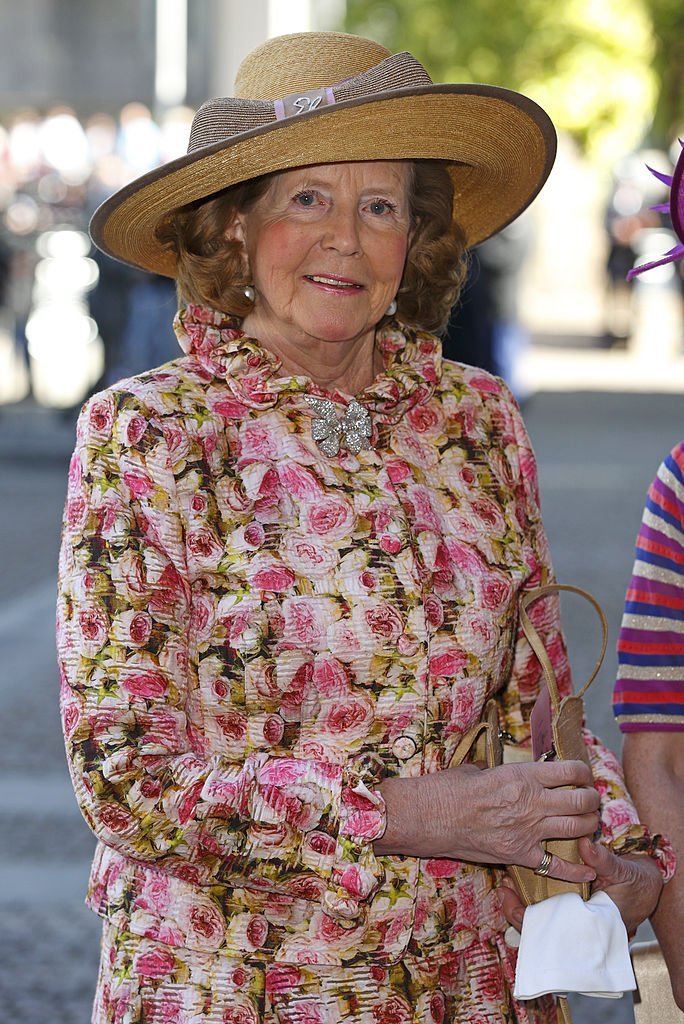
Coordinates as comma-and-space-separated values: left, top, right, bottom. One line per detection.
231, 161, 412, 350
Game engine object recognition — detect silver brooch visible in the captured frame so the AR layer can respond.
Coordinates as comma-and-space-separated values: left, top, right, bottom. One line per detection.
304, 395, 374, 457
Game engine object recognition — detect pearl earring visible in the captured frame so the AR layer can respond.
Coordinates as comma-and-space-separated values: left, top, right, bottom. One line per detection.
243, 285, 255, 302
385, 299, 397, 317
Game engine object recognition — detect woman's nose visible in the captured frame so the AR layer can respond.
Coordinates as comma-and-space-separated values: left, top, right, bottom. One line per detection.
321, 205, 362, 255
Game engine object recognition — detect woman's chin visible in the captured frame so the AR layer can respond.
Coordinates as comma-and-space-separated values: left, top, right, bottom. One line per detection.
298, 314, 376, 346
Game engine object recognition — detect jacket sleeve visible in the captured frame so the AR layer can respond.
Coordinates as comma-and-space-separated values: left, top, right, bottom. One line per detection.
57, 391, 386, 911
495, 386, 675, 877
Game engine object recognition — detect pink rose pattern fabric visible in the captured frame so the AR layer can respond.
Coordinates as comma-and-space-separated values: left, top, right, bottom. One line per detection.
92, 919, 554, 1024
57, 305, 653, 1023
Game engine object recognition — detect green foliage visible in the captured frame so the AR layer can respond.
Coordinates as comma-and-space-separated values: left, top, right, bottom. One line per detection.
645, 0, 684, 143
341, 0, 663, 162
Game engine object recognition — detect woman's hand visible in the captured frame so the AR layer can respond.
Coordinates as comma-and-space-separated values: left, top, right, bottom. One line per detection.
374, 760, 600, 883
579, 837, 663, 935
500, 836, 664, 936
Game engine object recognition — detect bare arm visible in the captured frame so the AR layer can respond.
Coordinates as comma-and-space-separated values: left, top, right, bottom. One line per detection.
624, 731, 684, 1010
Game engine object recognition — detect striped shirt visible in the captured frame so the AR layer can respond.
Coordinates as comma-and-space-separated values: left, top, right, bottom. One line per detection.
613, 442, 684, 731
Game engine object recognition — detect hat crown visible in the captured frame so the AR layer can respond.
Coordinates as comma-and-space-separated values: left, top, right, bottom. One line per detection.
234, 31, 392, 100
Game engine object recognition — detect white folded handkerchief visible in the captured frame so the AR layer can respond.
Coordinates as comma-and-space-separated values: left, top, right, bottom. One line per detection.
513, 891, 636, 1000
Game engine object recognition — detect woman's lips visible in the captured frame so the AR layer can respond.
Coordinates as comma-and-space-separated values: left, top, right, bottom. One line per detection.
304, 274, 363, 291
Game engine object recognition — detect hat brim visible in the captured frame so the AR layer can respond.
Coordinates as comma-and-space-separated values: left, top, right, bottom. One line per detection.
90, 83, 556, 276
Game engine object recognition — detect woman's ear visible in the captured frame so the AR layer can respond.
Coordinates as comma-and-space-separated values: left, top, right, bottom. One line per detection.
223, 214, 251, 284
223, 212, 246, 246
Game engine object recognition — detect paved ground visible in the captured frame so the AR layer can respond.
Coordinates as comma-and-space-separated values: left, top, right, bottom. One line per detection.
0, 380, 679, 1023
0, 410, 102, 1020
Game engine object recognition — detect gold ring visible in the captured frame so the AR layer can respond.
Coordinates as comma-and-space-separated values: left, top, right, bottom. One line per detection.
534, 850, 553, 877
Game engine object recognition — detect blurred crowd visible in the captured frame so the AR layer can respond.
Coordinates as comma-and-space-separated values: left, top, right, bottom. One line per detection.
0, 102, 193, 404
0, 102, 681, 410
603, 139, 684, 345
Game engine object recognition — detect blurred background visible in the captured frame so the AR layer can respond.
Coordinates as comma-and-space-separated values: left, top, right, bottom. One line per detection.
0, 1, 682, 1021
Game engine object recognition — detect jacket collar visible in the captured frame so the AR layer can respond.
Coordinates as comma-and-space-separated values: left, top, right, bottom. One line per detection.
174, 303, 441, 421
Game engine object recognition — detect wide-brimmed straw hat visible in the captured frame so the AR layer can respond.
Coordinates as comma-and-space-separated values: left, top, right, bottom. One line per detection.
90, 31, 557, 277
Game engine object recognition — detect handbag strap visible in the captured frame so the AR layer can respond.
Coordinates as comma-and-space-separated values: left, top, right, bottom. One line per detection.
519, 583, 608, 711
557, 995, 574, 1024
448, 720, 490, 767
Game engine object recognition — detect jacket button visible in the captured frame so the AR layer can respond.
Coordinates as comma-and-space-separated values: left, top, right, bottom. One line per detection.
391, 735, 417, 760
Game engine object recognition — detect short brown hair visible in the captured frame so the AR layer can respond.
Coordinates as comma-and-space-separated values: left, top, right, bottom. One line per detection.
156, 160, 468, 333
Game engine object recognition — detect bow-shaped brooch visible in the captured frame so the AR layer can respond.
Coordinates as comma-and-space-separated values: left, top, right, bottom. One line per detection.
304, 395, 374, 457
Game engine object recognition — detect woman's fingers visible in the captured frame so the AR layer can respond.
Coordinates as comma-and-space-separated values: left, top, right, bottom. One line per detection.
505, 760, 600, 819
576, 838, 664, 934
529, 759, 595, 789
474, 763, 600, 867
540, 788, 600, 819
576, 836, 620, 880
541, 811, 600, 840
500, 876, 526, 931
578, 837, 660, 891
531, 849, 597, 883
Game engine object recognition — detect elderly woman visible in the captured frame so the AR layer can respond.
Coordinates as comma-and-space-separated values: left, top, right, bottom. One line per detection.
58, 31, 672, 1024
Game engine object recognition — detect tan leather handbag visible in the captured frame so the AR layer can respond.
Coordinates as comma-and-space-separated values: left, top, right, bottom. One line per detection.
448, 584, 608, 1024
507, 583, 607, 904
450, 583, 607, 903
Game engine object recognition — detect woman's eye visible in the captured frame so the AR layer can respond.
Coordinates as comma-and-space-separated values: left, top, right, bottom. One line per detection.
368, 199, 395, 216
294, 191, 316, 207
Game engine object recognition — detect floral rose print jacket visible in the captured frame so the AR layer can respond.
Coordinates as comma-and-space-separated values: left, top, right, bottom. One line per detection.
57, 304, 669, 966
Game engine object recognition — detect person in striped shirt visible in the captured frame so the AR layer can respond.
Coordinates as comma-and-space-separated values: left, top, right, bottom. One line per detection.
613, 441, 684, 1008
